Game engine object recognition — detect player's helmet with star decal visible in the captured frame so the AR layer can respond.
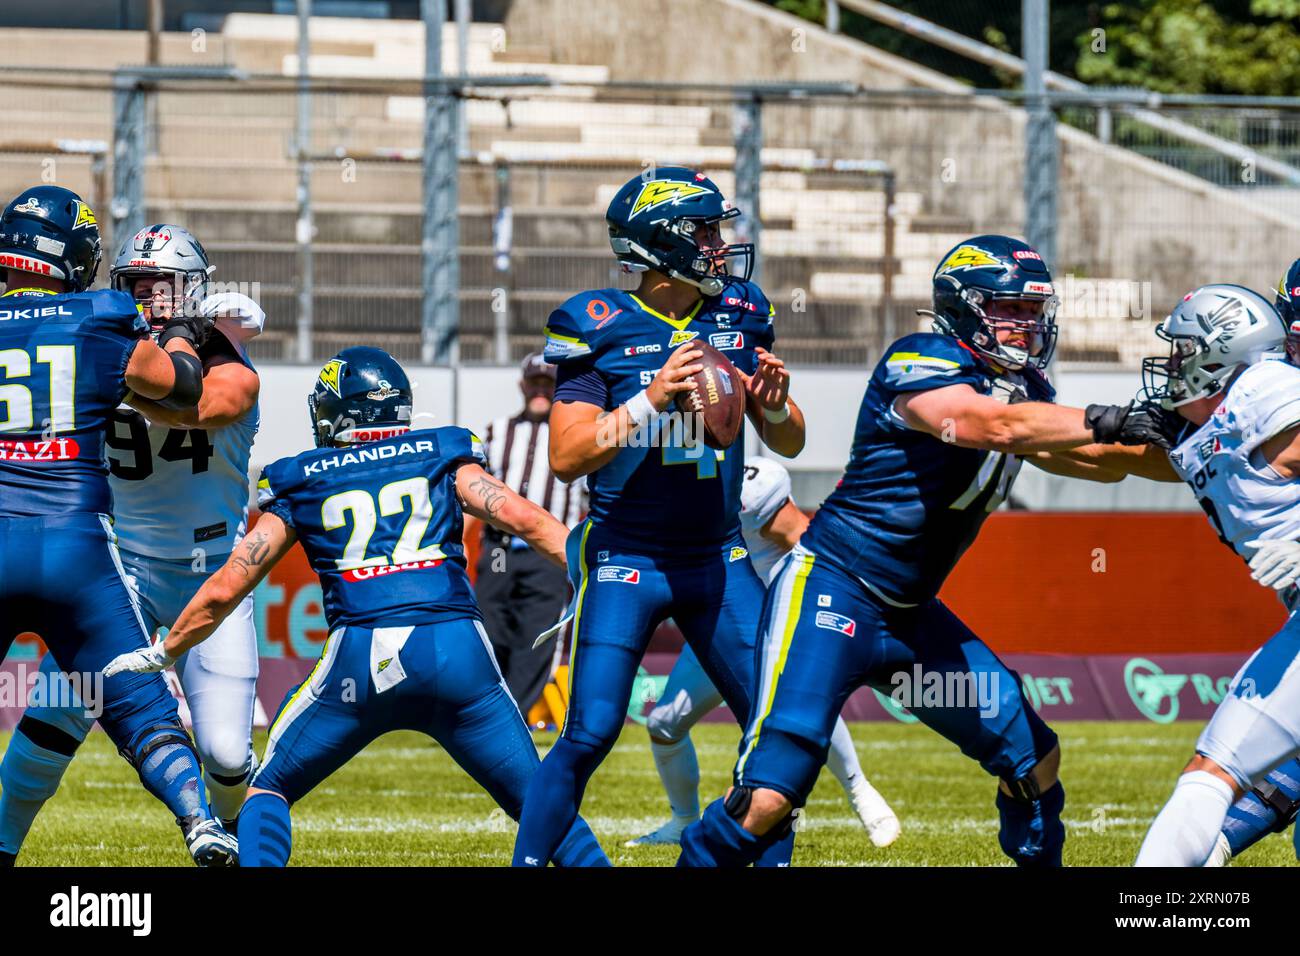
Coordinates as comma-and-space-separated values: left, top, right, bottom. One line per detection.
1273, 258, 1300, 366
0, 185, 102, 292
927, 234, 1059, 371
1141, 284, 1285, 408
606, 166, 753, 297
309, 346, 414, 447
110, 223, 214, 337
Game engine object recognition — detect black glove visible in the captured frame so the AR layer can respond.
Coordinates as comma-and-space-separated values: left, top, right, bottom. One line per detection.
157, 312, 211, 349
1085, 401, 1183, 448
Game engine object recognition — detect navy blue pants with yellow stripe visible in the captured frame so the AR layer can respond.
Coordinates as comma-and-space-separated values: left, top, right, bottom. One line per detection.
512, 519, 791, 866
680, 544, 1063, 867
241, 617, 607, 866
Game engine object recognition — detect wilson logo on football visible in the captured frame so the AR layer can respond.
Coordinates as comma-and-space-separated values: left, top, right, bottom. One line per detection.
709, 332, 744, 350
0, 437, 80, 463
595, 566, 640, 584
342, 558, 444, 582
814, 610, 856, 637
629, 180, 711, 218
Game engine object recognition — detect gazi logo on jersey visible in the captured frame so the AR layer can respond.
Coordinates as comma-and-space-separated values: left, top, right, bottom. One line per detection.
596, 566, 640, 584
317, 358, 346, 397
629, 180, 712, 218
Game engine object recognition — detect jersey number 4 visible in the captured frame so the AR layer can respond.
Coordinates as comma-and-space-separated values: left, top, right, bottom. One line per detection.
106, 409, 215, 480
321, 477, 447, 571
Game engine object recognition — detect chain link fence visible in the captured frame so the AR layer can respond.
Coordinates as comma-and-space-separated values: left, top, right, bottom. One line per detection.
2, 71, 1299, 370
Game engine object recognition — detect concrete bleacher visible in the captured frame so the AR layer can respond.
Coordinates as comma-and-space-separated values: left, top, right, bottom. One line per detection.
0, 11, 1165, 366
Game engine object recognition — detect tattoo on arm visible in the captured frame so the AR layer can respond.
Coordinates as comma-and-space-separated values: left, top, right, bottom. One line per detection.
230, 531, 272, 578
468, 474, 508, 519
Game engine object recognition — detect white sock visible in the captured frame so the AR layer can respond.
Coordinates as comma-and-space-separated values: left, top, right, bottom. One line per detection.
826, 717, 864, 795
650, 736, 700, 821
1135, 770, 1236, 866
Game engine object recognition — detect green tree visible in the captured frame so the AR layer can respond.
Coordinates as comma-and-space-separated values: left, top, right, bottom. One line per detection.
1076, 0, 1300, 95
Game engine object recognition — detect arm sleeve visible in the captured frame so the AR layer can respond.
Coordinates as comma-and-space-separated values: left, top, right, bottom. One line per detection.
554, 362, 612, 408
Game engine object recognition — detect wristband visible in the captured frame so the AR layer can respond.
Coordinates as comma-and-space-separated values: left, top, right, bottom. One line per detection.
762, 403, 791, 424
625, 389, 658, 428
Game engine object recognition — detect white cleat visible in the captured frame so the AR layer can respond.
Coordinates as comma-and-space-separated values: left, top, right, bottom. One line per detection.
185, 818, 239, 867
1204, 831, 1233, 867
848, 780, 901, 848
625, 816, 695, 847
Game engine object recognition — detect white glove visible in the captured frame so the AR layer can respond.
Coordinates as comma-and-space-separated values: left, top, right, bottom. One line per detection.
103, 642, 176, 678
1246, 538, 1300, 591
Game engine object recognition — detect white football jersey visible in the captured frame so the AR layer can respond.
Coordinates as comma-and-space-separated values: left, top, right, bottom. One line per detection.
1168, 357, 1300, 562
740, 456, 794, 580
108, 323, 260, 560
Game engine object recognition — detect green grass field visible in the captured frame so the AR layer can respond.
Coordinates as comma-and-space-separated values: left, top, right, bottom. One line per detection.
5, 721, 1295, 866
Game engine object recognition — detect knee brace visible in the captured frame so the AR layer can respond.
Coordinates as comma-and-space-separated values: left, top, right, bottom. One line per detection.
121, 721, 199, 772
1252, 779, 1300, 834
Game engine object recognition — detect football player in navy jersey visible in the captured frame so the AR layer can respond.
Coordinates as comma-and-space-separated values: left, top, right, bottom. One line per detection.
106, 347, 609, 867
677, 234, 1162, 867
511, 167, 807, 867
0, 185, 239, 865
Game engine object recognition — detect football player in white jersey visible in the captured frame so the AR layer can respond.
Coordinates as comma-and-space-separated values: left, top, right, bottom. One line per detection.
1032, 284, 1300, 866
0, 226, 262, 866
626, 456, 901, 849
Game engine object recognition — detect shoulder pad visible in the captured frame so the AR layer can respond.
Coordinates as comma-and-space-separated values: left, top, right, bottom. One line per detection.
1020, 365, 1056, 403
435, 425, 488, 467
878, 333, 983, 392
715, 280, 774, 325
89, 289, 149, 339
542, 289, 627, 364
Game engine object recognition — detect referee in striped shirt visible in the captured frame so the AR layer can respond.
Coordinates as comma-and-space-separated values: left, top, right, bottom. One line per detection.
471, 353, 586, 718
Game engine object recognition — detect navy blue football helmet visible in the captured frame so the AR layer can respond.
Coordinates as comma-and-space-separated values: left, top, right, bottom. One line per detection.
308, 346, 414, 447
0, 185, 102, 292
606, 166, 753, 296
926, 235, 1059, 371
1274, 258, 1300, 365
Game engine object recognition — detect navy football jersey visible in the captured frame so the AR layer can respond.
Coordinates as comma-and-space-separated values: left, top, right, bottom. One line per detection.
801, 332, 1055, 605
0, 287, 148, 517
258, 426, 486, 630
544, 279, 775, 552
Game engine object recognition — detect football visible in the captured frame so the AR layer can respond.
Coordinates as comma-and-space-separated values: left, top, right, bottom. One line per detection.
675, 341, 747, 449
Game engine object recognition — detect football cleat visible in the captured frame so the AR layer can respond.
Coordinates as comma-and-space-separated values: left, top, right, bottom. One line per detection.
624, 816, 695, 847
183, 817, 239, 867
848, 779, 901, 848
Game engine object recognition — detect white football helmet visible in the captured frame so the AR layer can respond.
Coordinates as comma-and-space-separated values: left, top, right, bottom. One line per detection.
1141, 284, 1286, 408
110, 223, 214, 335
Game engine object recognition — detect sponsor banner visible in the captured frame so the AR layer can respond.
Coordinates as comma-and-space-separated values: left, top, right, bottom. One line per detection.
629, 652, 1251, 725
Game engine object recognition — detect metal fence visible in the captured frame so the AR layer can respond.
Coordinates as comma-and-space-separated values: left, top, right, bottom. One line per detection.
2, 68, 1300, 370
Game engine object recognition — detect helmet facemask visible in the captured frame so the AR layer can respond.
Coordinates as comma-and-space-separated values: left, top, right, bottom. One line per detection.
952, 286, 1059, 371
615, 207, 754, 297
112, 267, 208, 338
1140, 325, 1238, 409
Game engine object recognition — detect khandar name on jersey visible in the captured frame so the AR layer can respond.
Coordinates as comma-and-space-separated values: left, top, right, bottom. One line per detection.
257, 426, 486, 630
544, 279, 774, 551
